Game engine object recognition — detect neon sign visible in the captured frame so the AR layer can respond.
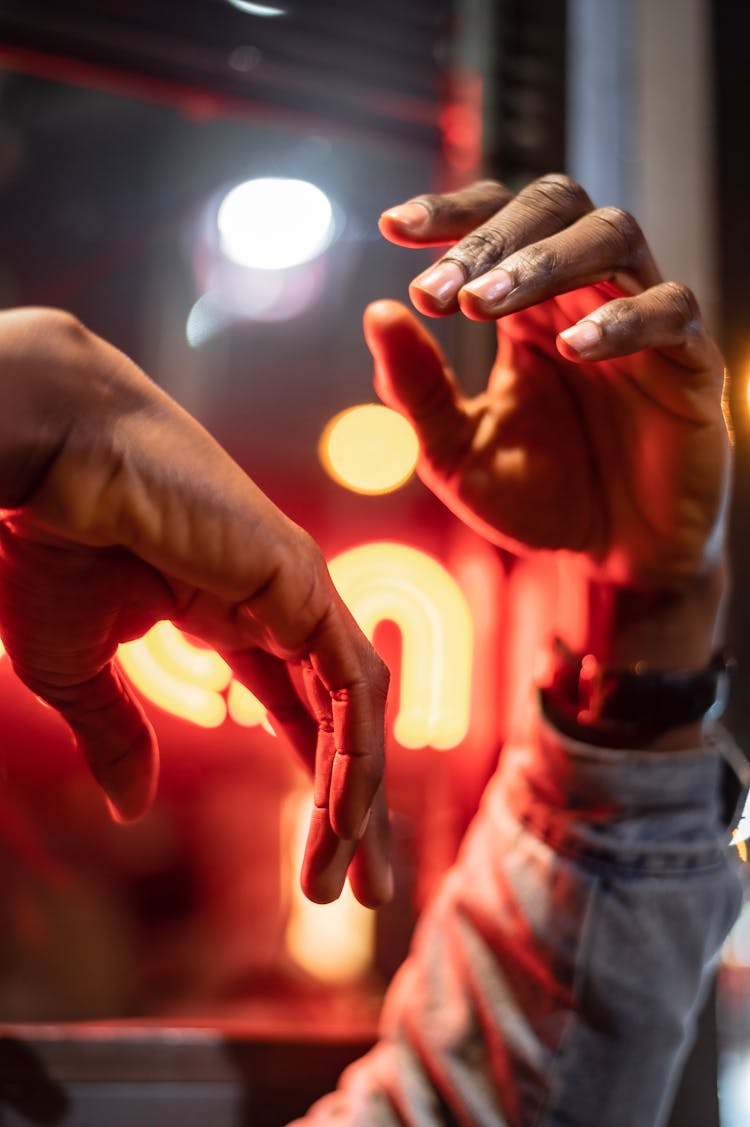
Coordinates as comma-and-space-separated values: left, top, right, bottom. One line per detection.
329, 542, 473, 749
0, 543, 474, 752
117, 620, 268, 730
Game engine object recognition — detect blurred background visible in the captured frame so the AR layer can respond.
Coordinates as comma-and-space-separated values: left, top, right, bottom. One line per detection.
0, 0, 748, 1124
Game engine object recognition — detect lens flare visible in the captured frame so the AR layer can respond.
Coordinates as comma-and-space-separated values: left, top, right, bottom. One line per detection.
217, 178, 334, 269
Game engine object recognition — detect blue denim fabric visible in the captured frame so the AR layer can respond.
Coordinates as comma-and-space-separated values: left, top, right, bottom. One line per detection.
294, 701, 743, 1127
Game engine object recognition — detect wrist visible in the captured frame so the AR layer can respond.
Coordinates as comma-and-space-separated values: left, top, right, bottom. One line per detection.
551, 553, 728, 672
538, 638, 730, 751
538, 554, 731, 751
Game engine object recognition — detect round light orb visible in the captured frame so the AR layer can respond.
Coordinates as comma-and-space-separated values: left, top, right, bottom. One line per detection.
320, 404, 419, 495
217, 177, 334, 269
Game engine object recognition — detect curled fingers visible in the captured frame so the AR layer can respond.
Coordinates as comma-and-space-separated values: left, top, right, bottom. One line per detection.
557, 281, 720, 374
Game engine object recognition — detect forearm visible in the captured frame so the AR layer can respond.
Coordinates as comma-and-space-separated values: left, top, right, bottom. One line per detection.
296, 703, 742, 1127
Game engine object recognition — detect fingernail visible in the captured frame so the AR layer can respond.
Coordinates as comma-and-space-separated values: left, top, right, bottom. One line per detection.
559, 319, 603, 355
412, 261, 465, 306
380, 201, 430, 233
356, 808, 371, 839
105, 790, 143, 825
103, 768, 156, 823
462, 267, 514, 305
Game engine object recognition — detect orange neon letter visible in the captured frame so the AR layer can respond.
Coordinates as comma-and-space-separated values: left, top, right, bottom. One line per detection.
117, 621, 267, 729
329, 542, 473, 749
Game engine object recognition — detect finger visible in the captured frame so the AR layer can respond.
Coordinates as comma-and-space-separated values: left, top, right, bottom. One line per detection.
555, 282, 723, 380
220, 646, 318, 772
300, 806, 356, 903
223, 648, 392, 907
378, 179, 513, 247
234, 540, 388, 847
301, 784, 392, 907
39, 661, 158, 822
363, 300, 474, 484
408, 173, 595, 316
345, 781, 392, 908
300, 632, 387, 844
298, 662, 391, 907
297, 659, 355, 904
458, 205, 663, 321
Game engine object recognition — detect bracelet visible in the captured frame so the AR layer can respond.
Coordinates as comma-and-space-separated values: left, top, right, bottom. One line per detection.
538, 636, 732, 748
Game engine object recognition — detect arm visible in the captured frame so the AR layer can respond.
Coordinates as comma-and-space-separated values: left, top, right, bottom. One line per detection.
298, 710, 740, 1127
292, 176, 742, 1125
0, 307, 391, 906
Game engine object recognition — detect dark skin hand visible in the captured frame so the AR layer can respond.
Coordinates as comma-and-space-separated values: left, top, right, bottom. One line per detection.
0, 308, 391, 906
366, 174, 730, 680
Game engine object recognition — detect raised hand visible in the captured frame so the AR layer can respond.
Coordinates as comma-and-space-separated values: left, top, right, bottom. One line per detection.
0, 307, 391, 906
367, 174, 729, 598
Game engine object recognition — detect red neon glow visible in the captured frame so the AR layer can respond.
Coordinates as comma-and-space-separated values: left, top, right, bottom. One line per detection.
440, 68, 483, 176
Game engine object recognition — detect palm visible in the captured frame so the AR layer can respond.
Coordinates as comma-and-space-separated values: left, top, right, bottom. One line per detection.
445, 284, 728, 585
0, 530, 162, 691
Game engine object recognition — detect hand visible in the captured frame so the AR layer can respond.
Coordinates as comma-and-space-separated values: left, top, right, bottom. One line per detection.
0, 308, 391, 906
370, 174, 729, 586
366, 175, 731, 670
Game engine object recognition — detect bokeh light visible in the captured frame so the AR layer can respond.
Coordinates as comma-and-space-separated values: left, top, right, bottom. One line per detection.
224, 1, 286, 15
217, 177, 334, 269
283, 789, 375, 983
319, 404, 419, 495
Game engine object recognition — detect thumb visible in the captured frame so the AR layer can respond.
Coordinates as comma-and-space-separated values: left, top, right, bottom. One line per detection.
363, 301, 469, 470
31, 661, 159, 823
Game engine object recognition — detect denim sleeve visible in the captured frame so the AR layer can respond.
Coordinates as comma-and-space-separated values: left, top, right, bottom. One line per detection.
293, 701, 744, 1127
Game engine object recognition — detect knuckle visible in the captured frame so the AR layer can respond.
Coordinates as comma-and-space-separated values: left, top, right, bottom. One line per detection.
354, 635, 390, 697
513, 241, 559, 280
292, 529, 326, 577
590, 206, 644, 258
459, 179, 511, 210
521, 173, 593, 216
371, 651, 390, 695
470, 178, 505, 193
413, 179, 506, 221
446, 225, 508, 275
605, 296, 646, 336
446, 178, 509, 210
660, 280, 701, 327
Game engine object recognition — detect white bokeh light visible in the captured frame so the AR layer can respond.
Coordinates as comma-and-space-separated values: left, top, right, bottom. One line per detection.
217, 177, 335, 270
224, 1, 287, 16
